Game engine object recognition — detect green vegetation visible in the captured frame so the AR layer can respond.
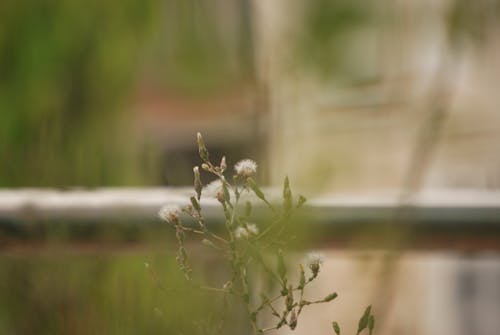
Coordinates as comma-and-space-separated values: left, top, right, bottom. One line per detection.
0, 250, 244, 334
0, 0, 161, 187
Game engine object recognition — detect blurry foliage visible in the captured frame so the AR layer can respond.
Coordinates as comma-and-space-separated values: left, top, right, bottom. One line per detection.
447, 0, 500, 48
0, 251, 243, 335
148, 0, 254, 95
295, 0, 376, 81
2, 0, 495, 187
0, 0, 254, 187
0, 0, 159, 187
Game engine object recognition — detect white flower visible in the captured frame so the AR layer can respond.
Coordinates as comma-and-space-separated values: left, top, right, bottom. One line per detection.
234, 159, 257, 177
246, 223, 259, 235
203, 179, 224, 199
234, 224, 259, 239
234, 227, 249, 239
158, 204, 180, 224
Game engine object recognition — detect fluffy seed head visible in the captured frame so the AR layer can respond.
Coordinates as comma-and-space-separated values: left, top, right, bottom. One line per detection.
234, 159, 257, 177
307, 252, 325, 267
203, 180, 224, 199
234, 227, 249, 239
158, 204, 181, 224
246, 223, 259, 235
306, 252, 325, 275
234, 224, 259, 239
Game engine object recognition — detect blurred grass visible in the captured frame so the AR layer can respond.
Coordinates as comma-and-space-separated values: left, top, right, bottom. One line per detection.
0, 0, 253, 188
0, 249, 243, 335
0, 0, 159, 187
295, 0, 377, 82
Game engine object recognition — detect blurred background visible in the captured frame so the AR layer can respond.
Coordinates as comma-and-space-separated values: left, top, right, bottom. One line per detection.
1, 0, 500, 334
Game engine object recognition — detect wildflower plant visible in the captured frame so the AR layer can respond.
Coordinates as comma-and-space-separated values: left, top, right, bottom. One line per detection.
158, 133, 374, 334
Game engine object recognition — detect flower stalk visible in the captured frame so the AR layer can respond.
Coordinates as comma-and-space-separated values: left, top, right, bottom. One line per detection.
157, 133, 374, 334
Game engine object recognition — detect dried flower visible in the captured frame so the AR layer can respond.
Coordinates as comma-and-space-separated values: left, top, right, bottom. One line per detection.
234, 159, 257, 177
306, 252, 325, 276
158, 204, 181, 224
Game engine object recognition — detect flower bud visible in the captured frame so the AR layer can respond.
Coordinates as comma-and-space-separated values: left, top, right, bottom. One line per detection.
357, 305, 372, 334
190, 196, 201, 212
332, 321, 341, 335
197, 132, 209, 161
283, 176, 292, 214
368, 315, 375, 335
220, 156, 227, 172
193, 166, 202, 200
289, 309, 297, 330
323, 292, 338, 302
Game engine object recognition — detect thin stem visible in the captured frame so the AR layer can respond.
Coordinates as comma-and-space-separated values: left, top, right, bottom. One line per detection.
260, 326, 278, 333
239, 265, 260, 335
198, 285, 230, 294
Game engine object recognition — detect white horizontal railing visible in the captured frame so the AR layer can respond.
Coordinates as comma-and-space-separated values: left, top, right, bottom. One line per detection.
0, 188, 499, 224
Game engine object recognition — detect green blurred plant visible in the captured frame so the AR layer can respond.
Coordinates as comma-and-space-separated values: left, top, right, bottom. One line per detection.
159, 133, 374, 334
0, 0, 159, 187
0, 252, 221, 335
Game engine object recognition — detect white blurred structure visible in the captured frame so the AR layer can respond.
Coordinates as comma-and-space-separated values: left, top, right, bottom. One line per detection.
277, 251, 500, 335
249, 2, 500, 334
252, 0, 500, 193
